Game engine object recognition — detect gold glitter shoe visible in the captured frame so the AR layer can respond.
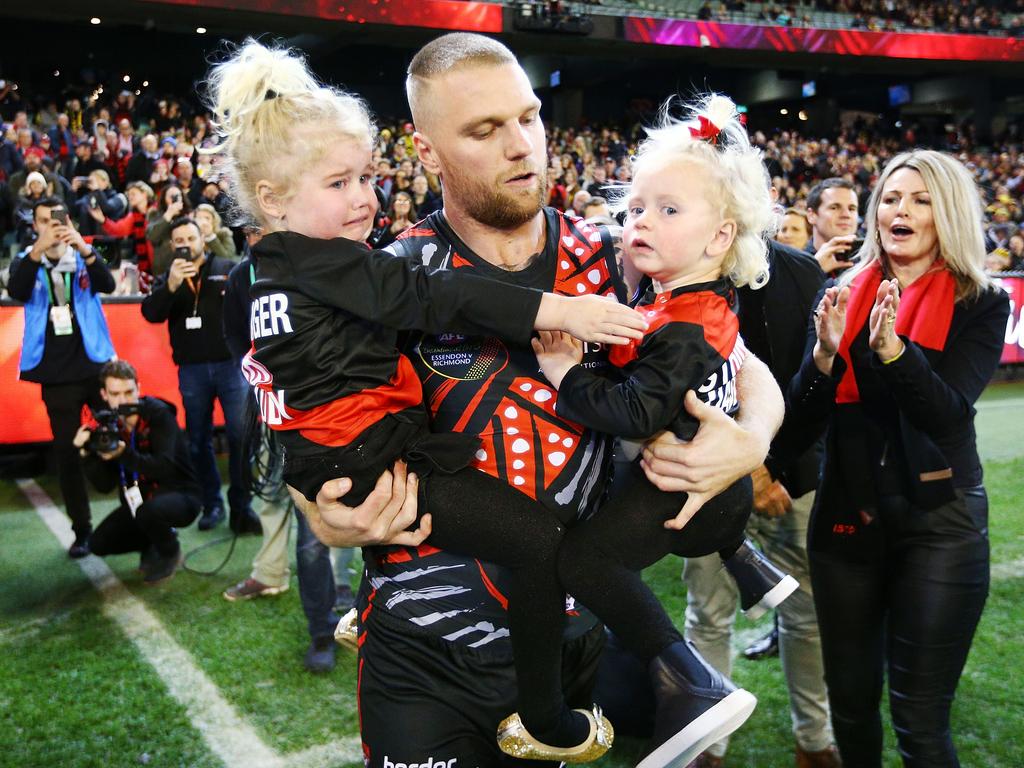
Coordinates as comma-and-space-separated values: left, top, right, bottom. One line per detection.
497, 705, 614, 763
333, 607, 359, 652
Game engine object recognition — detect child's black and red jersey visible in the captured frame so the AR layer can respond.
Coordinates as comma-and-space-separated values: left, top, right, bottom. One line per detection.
556, 278, 746, 442
364, 208, 624, 648
244, 231, 543, 459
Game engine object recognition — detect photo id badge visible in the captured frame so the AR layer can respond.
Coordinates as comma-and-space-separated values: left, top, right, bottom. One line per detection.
50, 305, 73, 336
125, 484, 144, 516
185, 316, 203, 330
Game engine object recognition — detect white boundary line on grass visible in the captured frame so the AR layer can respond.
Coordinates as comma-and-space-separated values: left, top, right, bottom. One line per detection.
18, 479, 362, 768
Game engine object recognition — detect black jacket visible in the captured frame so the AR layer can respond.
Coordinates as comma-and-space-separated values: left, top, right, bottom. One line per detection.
223, 256, 253, 361
786, 280, 1009, 517
748, 241, 827, 497
141, 254, 234, 365
83, 396, 200, 502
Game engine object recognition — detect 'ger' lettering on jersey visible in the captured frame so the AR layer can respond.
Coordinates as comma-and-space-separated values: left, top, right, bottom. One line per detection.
365, 209, 625, 648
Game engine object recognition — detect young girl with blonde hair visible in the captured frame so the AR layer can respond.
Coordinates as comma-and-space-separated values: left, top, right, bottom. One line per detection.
533, 94, 785, 767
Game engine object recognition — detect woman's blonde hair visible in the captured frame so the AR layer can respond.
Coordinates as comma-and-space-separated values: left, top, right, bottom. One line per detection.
203, 38, 375, 226
840, 150, 991, 302
610, 93, 774, 289
195, 202, 224, 231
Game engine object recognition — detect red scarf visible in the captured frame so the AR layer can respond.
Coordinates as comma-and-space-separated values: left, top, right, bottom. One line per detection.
835, 259, 956, 403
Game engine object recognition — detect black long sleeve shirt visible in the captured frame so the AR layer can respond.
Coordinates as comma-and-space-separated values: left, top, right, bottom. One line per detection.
141, 254, 234, 365
556, 279, 744, 442
83, 396, 200, 502
247, 231, 543, 452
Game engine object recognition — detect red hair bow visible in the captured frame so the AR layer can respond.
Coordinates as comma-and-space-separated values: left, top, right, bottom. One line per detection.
689, 115, 721, 144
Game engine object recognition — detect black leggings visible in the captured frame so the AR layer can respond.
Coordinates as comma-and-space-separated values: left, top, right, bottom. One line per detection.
425, 460, 751, 732
809, 487, 990, 768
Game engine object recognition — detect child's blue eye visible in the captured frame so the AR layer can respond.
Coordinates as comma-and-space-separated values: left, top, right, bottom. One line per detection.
629, 206, 644, 217
332, 179, 348, 189
359, 175, 371, 184
663, 206, 677, 215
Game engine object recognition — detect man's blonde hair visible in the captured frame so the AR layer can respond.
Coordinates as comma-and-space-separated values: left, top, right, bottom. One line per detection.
406, 33, 518, 130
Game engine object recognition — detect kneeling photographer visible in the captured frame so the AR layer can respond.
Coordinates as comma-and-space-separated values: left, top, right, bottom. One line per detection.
73, 360, 202, 584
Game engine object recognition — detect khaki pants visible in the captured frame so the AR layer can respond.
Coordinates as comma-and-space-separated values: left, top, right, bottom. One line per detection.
683, 490, 833, 756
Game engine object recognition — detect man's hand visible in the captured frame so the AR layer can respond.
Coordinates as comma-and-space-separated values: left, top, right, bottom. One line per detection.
531, 330, 583, 389
751, 464, 792, 518
167, 257, 198, 293
87, 205, 106, 224
30, 225, 60, 259
56, 223, 92, 257
97, 440, 127, 461
290, 461, 430, 548
72, 424, 92, 449
643, 390, 773, 530
814, 234, 858, 274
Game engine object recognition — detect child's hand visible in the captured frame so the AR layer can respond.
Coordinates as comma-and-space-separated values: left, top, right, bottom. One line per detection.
531, 331, 583, 389
560, 294, 648, 345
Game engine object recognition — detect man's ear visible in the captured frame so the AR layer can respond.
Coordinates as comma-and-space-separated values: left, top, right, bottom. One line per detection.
805, 206, 819, 228
413, 131, 441, 177
255, 180, 285, 222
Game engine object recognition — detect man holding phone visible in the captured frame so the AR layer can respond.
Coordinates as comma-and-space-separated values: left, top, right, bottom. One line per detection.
141, 217, 254, 533
6, 198, 116, 557
805, 178, 861, 277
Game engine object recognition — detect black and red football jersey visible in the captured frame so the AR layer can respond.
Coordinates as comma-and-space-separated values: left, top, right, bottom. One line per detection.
363, 208, 626, 647
556, 278, 746, 443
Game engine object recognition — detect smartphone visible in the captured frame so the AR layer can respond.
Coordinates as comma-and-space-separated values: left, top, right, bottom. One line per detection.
175, 245, 194, 262
170, 192, 181, 205
847, 238, 865, 263
51, 208, 68, 225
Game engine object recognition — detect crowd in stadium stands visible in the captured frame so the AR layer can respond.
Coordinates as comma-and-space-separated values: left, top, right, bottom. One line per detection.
1, 82, 1022, 292
663, 0, 1024, 35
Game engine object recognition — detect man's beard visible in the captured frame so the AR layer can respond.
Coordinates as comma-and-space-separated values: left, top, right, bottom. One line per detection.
447, 164, 547, 230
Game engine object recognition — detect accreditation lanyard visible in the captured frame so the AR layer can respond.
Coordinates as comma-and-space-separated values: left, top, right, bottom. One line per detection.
42, 267, 73, 307
118, 432, 144, 516
43, 267, 75, 336
184, 269, 204, 330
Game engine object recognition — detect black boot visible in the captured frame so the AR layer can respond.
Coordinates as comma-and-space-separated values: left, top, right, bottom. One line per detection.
721, 539, 798, 620
742, 615, 780, 661
638, 641, 756, 768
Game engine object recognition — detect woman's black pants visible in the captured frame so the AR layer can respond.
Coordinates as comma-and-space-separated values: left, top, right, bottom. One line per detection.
809, 487, 989, 768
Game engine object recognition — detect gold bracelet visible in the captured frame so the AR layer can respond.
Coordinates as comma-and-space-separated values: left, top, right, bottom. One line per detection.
881, 343, 906, 365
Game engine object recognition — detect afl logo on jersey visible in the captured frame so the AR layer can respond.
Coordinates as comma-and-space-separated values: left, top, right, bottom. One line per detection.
416, 335, 509, 381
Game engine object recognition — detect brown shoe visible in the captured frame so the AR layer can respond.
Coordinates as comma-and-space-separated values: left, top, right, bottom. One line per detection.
223, 578, 289, 602
796, 744, 842, 768
686, 754, 725, 768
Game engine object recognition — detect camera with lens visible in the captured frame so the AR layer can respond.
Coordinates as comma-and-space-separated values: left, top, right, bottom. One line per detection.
86, 404, 141, 454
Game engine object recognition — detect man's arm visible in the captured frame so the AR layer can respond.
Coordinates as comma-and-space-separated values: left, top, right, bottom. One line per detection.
640, 353, 783, 527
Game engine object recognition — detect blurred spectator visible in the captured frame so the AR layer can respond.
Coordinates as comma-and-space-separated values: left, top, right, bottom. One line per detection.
194, 203, 236, 260
113, 119, 137, 185
409, 173, 440, 217
8, 150, 64, 210
75, 169, 127, 236
571, 189, 592, 216
91, 180, 156, 280
47, 113, 76, 178
92, 119, 117, 166
148, 183, 191, 275
126, 134, 161, 186
1009, 232, 1024, 268
67, 143, 110, 189
0, 126, 23, 181
776, 207, 812, 251
582, 195, 614, 226
376, 190, 418, 248
14, 171, 55, 245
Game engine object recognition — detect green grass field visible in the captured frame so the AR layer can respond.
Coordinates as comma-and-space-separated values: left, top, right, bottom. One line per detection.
2, 383, 1023, 768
